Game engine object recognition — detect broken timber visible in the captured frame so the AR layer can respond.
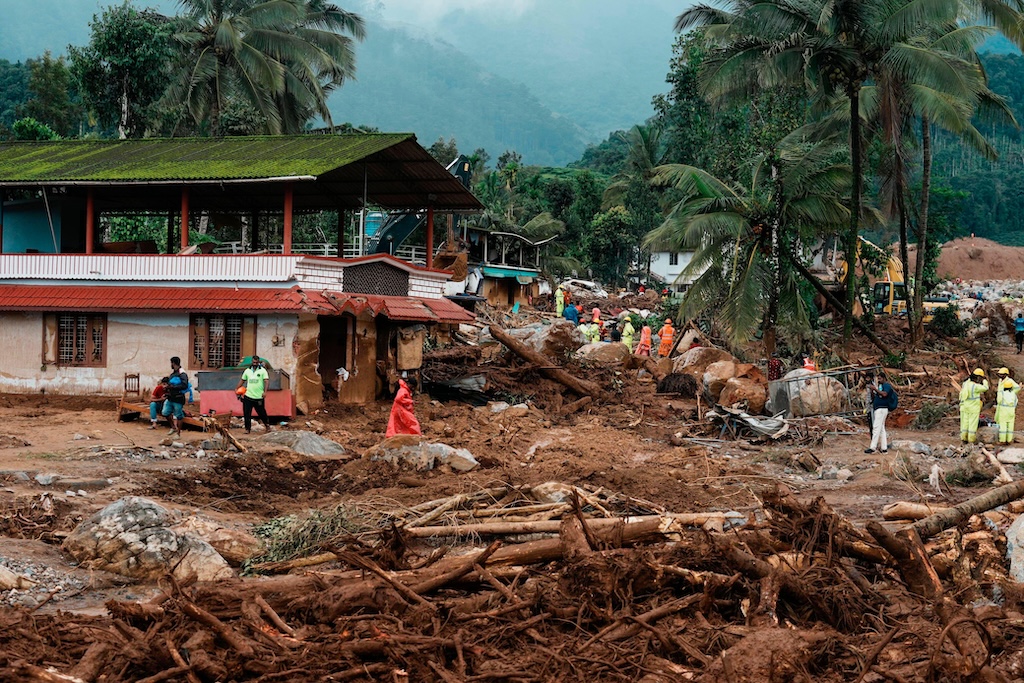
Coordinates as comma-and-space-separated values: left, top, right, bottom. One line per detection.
487, 325, 608, 401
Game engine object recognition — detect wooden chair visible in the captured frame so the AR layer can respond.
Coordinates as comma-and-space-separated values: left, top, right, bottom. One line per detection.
123, 373, 141, 399
116, 373, 144, 422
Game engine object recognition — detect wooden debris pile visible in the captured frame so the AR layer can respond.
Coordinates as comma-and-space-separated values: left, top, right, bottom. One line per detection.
7, 481, 1024, 681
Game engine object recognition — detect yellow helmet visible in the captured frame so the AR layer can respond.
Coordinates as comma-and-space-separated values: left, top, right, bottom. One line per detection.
973, 368, 986, 377
998, 367, 1010, 376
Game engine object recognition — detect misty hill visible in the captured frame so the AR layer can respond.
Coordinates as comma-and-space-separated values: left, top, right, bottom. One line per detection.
328, 22, 592, 165
0, 0, 655, 164
387, 0, 681, 140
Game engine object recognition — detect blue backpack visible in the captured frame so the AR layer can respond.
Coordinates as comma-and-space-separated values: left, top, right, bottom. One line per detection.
887, 386, 898, 410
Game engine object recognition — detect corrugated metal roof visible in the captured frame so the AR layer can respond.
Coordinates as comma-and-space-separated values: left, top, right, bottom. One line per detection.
0, 284, 474, 323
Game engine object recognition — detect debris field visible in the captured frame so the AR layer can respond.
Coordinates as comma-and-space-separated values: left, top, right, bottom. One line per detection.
3, 295, 1024, 682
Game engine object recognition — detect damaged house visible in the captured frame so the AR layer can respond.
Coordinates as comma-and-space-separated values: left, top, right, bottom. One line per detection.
0, 135, 481, 414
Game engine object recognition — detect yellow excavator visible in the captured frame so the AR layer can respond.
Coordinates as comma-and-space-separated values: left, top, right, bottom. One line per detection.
840, 237, 950, 321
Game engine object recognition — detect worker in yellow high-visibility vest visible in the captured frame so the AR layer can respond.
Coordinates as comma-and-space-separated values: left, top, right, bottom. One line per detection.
995, 367, 1021, 444
959, 368, 989, 444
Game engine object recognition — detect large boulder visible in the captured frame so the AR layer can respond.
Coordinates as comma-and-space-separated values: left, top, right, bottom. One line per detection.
174, 516, 264, 567
258, 430, 347, 457
784, 369, 849, 417
672, 346, 736, 378
575, 342, 630, 364
719, 377, 768, 414
365, 435, 480, 472
63, 497, 234, 582
703, 361, 737, 401
523, 320, 586, 357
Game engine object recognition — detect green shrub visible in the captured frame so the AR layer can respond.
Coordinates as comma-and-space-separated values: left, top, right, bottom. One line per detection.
913, 402, 950, 430
929, 306, 967, 338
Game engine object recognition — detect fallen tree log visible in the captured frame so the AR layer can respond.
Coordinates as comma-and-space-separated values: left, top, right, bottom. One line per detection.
190, 517, 686, 614
913, 478, 1024, 540
488, 325, 607, 400
402, 514, 729, 538
882, 502, 951, 521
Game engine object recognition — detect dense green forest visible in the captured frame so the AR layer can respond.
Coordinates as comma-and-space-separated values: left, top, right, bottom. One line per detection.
5, 0, 1024, 355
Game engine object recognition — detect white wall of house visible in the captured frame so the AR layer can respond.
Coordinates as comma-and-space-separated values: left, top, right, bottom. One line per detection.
0, 310, 301, 396
649, 251, 699, 291
254, 314, 300, 378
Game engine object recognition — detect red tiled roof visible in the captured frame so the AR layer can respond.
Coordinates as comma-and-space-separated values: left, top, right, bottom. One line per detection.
0, 285, 336, 314
0, 284, 474, 323
324, 292, 475, 324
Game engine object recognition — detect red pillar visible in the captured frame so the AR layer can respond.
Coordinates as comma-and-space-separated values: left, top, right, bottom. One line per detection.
425, 204, 434, 267
180, 187, 190, 252
85, 188, 95, 254
283, 182, 294, 255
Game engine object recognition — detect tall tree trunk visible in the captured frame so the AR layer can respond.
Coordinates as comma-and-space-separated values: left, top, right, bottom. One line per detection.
843, 87, 862, 342
897, 178, 913, 342
912, 115, 932, 343
764, 162, 782, 357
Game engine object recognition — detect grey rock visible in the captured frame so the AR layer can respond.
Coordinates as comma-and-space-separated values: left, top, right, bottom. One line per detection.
977, 425, 1001, 445
62, 497, 234, 582
890, 440, 932, 456
171, 441, 186, 449
836, 468, 854, 482
258, 430, 346, 457
34, 473, 58, 486
1006, 514, 1024, 583
819, 466, 838, 480
365, 437, 479, 472
997, 448, 1024, 464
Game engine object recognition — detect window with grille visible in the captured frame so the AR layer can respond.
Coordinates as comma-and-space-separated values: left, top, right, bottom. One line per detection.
669, 252, 679, 266
56, 314, 107, 367
190, 315, 254, 369
342, 262, 409, 296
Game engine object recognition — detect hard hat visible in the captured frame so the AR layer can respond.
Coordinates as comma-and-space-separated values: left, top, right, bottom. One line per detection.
999, 367, 1010, 375
665, 317, 672, 324
236, 386, 247, 396
973, 368, 986, 377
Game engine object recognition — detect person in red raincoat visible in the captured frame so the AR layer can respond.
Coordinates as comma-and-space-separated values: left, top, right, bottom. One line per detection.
386, 379, 421, 438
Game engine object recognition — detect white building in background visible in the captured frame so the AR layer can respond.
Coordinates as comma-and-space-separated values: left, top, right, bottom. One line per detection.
649, 250, 703, 293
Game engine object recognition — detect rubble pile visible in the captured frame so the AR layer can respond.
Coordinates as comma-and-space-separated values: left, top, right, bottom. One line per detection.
6, 485, 1024, 681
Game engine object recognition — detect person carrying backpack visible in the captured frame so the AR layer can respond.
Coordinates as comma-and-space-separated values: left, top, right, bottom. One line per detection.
865, 371, 895, 454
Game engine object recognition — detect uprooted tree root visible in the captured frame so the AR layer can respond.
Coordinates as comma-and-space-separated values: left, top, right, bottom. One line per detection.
5, 489, 1024, 682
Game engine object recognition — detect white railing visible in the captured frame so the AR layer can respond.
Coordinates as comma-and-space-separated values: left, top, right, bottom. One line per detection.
0, 253, 301, 283
214, 240, 428, 265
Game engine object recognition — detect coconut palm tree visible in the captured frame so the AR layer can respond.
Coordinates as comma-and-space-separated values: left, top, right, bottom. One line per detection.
163, 0, 363, 136
602, 124, 666, 287
645, 137, 852, 352
676, 0, 977, 341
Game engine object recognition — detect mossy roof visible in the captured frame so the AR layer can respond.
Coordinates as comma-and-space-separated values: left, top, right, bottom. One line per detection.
0, 134, 483, 211
0, 134, 411, 182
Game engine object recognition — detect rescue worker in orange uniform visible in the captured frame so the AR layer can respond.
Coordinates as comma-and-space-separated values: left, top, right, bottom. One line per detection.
657, 318, 675, 358
637, 326, 652, 356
